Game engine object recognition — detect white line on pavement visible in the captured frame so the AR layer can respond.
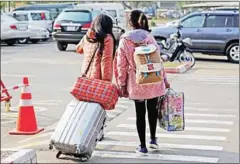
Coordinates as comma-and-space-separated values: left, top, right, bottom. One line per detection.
127, 117, 234, 125
93, 151, 219, 163
97, 140, 223, 151
18, 132, 53, 144
106, 131, 226, 141
1, 74, 37, 78
117, 124, 230, 133
184, 113, 236, 118
1, 120, 16, 125
184, 107, 237, 112
177, 81, 238, 85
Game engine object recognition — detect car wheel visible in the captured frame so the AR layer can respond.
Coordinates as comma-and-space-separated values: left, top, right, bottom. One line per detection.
18, 38, 29, 44
30, 39, 40, 44
41, 38, 49, 42
57, 42, 68, 51
226, 42, 239, 63
5, 40, 16, 46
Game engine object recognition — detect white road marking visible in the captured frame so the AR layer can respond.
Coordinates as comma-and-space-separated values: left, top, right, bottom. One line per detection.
97, 140, 223, 151
115, 104, 129, 109
117, 124, 230, 133
178, 82, 238, 85
1, 106, 48, 112
18, 132, 53, 144
186, 120, 233, 125
1, 120, 16, 125
1, 74, 36, 78
93, 151, 219, 163
108, 109, 124, 114
184, 113, 236, 118
184, 107, 237, 112
107, 113, 116, 119
127, 117, 234, 125
106, 131, 226, 141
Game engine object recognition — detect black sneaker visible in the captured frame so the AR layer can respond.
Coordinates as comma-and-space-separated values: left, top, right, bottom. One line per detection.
135, 146, 148, 156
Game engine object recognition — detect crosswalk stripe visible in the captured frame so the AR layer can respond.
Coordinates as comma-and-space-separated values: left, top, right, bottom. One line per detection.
93, 151, 219, 163
186, 120, 233, 125
106, 131, 226, 141
184, 113, 236, 118
181, 79, 239, 82
127, 117, 233, 125
97, 140, 223, 151
1, 120, 16, 125
178, 76, 239, 79
184, 107, 236, 112
178, 81, 238, 85
14, 138, 223, 152
117, 124, 231, 133
18, 132, 53, 144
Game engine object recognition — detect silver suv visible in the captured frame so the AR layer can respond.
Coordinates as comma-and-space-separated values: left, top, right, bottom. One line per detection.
151, 10, 239, 63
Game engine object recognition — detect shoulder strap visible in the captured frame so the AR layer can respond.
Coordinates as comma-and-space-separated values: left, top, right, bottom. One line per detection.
83, 43, 100, 77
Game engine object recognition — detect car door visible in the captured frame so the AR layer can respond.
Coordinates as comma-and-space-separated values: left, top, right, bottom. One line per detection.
179, 13, 206, 50
201, 14, 235, 52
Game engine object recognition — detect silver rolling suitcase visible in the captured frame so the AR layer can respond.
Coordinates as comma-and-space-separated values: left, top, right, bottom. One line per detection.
49, 98, 106, 162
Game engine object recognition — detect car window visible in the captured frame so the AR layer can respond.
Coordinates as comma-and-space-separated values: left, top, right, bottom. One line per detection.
31, 12, 51, 20
106, 10, 117, 18
234, 15, 239, 27
205, 15, 228, 27
91, 10, 101, 20
181, 15, 205, 28
13, 14, 29, 21
57, 11, 91, 22
225, 15, 234, 27
119, 9, 124, 18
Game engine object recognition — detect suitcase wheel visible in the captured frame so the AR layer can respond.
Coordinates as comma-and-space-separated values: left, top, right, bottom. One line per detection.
99, 134, 104, 141
49, 144, 53, 150
56, 151, 62, 159
79, 154, 91, 162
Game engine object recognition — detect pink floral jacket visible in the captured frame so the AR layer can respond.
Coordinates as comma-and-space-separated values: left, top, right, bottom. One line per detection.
113, 29, 168, 100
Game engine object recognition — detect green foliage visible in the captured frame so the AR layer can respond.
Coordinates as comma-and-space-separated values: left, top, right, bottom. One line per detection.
150, 20, 156, 27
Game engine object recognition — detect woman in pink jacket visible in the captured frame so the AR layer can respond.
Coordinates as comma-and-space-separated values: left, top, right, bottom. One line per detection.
114, 10, 170, 155
76, 14, 116, 81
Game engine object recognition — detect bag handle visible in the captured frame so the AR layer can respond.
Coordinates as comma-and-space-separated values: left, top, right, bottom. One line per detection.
166, 88, 177, 94
82, 43, 100, 77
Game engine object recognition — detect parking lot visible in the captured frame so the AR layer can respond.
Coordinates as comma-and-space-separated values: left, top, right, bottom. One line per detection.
1, 39, 239, 163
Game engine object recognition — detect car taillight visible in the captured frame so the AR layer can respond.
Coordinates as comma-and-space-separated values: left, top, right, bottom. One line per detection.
82, 22, 91, 29
10, 24, 17, 30
54, 24, 61, 29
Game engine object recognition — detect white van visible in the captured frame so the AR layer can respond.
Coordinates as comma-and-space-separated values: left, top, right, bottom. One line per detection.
76, 3, 125, 29
9, 10, 53, 32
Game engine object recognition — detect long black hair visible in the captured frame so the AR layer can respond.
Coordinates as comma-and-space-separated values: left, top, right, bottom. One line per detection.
128, 10, 151, 32
91, 14, 117, 56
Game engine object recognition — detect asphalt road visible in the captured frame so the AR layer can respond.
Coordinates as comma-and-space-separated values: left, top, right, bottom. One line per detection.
1, 41, 239, 163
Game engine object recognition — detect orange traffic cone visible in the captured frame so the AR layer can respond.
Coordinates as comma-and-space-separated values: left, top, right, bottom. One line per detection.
9, 77, 44, 135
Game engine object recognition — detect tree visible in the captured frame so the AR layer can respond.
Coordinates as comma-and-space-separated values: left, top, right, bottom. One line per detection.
122, 1, 157, 9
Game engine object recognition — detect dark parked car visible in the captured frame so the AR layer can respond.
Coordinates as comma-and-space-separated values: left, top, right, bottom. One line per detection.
151, 10, 239, 63
52, 9, 125, 51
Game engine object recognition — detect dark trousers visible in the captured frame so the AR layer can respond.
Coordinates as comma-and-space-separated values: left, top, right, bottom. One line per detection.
134, 97, 158, 148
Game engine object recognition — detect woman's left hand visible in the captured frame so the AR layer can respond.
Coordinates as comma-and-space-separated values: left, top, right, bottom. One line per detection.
165, 80, 170, 88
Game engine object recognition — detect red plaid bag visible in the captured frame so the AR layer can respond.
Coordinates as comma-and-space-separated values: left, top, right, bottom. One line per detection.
70, 77, 119, 110
70, 41, 119, 110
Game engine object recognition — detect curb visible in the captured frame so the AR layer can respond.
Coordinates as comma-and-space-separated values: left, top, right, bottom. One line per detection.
1, 149, 37, 163
165, 62, 192, 74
